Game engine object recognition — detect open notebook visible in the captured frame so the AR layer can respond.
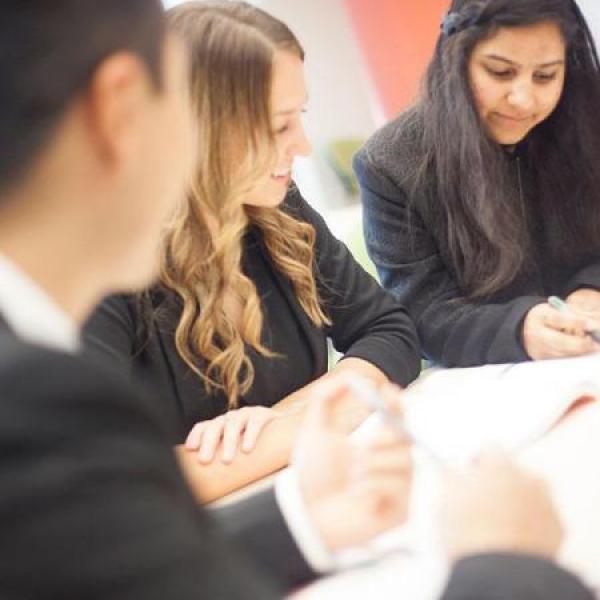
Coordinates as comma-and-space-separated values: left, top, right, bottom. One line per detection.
340, 353, 600, 596
386, 351, 600, 466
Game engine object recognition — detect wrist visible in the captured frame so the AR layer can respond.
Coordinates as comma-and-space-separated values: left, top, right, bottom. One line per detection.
302, 493, 351, 552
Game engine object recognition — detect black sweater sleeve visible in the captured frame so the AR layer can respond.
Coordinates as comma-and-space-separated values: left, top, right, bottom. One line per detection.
0, 343, 285, 599
441, 554, 595, 600
564, 262, 600, 294
213, 487, 316, 588
286, 187, 421, 386
354, 149, 545, 367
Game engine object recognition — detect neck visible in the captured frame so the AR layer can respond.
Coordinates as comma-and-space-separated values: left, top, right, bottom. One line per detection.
0, 194, 109, 326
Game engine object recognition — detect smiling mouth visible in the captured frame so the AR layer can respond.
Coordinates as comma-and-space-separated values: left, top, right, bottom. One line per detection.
494, 113, 533, 123
271, 168, 291, 181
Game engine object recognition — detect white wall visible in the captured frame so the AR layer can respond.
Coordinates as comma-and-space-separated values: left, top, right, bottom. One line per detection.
256, 0, 378, 212
162, 0, 377, 213
578, 0, 600, 43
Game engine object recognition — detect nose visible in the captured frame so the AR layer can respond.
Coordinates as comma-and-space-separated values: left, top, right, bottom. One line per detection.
506, 79, 535, 114
291, 122, 312, 158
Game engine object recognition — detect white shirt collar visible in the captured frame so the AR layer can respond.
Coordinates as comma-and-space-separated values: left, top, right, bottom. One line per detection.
0, 255, 79, 353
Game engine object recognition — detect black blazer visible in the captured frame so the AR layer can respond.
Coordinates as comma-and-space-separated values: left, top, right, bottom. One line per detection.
84, 187, 421, 442
0, 331, 312, 598
354, 117, 600, 367
442, 554, 595, 600
0, 325, 593, 599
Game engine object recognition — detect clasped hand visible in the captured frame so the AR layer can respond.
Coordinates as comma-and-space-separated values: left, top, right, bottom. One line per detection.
185, 405, 283, 464
523, 288, 600, 360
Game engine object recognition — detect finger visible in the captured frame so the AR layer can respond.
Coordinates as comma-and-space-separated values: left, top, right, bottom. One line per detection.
378, 383, 405, 418
358, 448, 413, 478
355, 477, 412, 523
185, 422, 206, 450
197, 416, 226, 464
542, 309, 589, 336
364, 429, 412, 452
220, 414, 246, 464
540, 328, 596, 358
583, 318, 600, 336
242, 411, 274, 453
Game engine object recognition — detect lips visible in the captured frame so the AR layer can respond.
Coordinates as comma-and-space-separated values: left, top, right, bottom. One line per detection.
494, 112, 532, 123
271, 168, 292, 181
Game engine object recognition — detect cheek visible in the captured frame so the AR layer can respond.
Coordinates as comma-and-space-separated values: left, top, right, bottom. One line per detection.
471, 82, 493, 118
470, 71, 496, 116
539, 83, 564, 118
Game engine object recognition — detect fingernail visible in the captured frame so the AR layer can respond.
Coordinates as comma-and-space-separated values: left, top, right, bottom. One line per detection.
198, 450, 212, 463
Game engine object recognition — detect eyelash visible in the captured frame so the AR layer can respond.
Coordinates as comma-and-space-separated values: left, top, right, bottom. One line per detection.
485, 67, 557, 83
534, 72, 557, 82
275, 109, 308, 135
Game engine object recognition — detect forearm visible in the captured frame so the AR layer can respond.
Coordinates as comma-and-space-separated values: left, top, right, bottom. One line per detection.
275, 358, 381, 432
176, 408, 305, 503
177, 360, 383, 503
418, 295, 545, 366
332, 356, 389, 385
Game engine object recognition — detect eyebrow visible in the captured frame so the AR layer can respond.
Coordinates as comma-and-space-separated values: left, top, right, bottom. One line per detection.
274, 98, 309, 117
274, 109, 299, 116
484, 54, 565, 68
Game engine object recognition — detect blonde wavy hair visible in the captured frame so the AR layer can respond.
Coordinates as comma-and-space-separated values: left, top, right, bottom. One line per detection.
163, 1, 330, 407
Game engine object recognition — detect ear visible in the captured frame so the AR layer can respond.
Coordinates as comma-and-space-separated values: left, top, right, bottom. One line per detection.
84, 52, 153, 166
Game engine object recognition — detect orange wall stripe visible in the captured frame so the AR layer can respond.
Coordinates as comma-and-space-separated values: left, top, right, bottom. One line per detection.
343, 0, 449, 119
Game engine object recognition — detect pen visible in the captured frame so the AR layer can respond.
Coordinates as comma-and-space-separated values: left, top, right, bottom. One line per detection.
347, 378, 446, 466
548, 295, 600, 343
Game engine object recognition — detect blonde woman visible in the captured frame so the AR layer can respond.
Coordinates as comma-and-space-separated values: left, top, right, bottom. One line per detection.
84, 0, 420, 500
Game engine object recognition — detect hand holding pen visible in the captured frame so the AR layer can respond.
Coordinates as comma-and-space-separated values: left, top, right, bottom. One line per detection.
563, 288, 600, 323
548, 296, 600, 343
347, 377, 446, 467
522, 295, 600, 360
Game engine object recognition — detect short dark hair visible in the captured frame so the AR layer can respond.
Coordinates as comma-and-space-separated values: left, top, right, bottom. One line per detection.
0, 1, 165, 192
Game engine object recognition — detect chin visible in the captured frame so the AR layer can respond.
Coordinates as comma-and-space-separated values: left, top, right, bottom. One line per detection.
494, 130, 530, 146
122, 254, 161, 292
246, 189, 288, 209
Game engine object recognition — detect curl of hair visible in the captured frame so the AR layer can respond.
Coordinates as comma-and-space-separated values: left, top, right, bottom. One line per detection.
162, 1, 328, 407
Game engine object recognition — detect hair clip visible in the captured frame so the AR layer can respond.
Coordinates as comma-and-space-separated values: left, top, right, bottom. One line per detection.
440, 8, 483, 38
441, 11, 464, 37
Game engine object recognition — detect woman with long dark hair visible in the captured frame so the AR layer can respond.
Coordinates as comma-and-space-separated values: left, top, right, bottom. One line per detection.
355, 0, 600, 366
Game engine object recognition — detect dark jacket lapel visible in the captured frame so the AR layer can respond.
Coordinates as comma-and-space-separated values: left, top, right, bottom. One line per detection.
254, 232, 328, 379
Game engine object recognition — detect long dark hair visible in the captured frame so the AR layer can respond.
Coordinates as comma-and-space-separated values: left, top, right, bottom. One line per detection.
407, 0, 600, 298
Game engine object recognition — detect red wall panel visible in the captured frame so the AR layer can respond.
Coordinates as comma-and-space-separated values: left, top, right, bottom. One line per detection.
343, 0, 449, 119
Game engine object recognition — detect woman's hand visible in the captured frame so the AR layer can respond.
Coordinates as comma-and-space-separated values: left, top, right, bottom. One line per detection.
566, 288, 600, 319
185, 406, 283, 464
522, 302, 599, 360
